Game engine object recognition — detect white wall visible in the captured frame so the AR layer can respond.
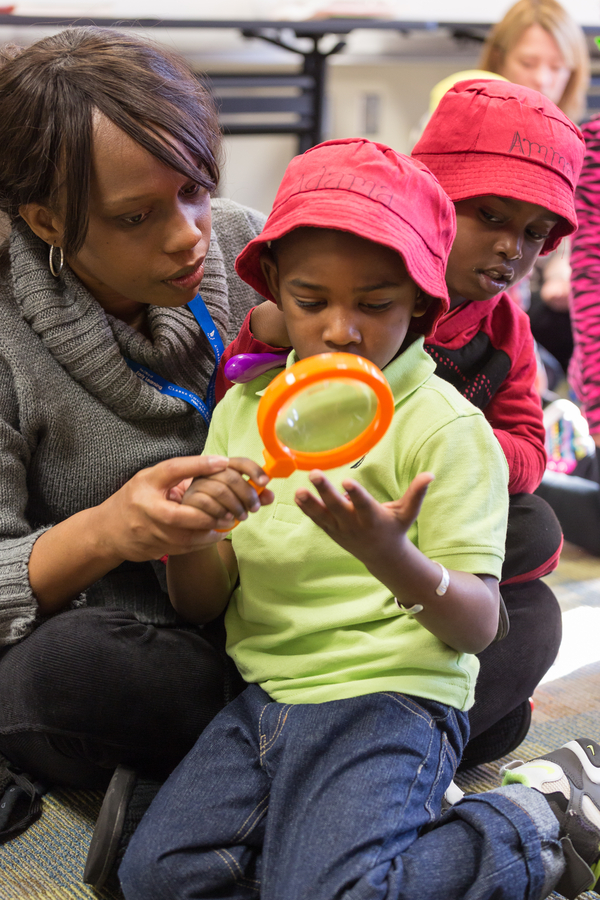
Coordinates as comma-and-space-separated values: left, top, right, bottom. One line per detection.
218, 55, 482, 214
219, 135, 298, 214
2, 0, 597, 214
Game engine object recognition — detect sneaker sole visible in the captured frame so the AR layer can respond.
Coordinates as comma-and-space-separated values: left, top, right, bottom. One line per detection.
83, 766, 137, 888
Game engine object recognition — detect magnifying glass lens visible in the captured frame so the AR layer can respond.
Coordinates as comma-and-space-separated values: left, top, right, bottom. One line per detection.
275, 378, 379, 453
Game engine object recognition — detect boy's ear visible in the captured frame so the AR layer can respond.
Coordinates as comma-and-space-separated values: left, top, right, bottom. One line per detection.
412, 289, 433, 318
260, 249, 282, 309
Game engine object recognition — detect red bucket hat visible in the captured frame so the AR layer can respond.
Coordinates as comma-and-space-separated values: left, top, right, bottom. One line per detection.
235, 138, 456, 336
412, 79, 585, 254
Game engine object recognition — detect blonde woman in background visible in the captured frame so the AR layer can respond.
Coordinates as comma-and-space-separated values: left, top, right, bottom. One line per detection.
480, 0, 589, 122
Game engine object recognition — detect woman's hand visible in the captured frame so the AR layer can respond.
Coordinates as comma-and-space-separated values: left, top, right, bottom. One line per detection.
540, 251, 571, 313
540, 275, 571, 312
166, 458, 275, 623
95, 455, 248, 562
29, 455, 241, 614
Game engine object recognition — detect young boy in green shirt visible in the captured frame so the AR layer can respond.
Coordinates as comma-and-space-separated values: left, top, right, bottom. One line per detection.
121, 139, 600, 900
216, 80, 586, 768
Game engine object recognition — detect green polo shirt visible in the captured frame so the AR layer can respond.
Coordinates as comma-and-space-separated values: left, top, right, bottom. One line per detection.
205, 338, 509, 710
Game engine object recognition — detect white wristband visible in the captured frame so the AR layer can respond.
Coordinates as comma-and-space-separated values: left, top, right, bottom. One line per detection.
434, 562, 450, 596
394, 562, 450, 616
394, 598, 423, 616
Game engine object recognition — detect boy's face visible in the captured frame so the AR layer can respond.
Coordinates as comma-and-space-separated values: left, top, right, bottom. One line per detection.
260, 228, 430, 369
445, 195, 559, 309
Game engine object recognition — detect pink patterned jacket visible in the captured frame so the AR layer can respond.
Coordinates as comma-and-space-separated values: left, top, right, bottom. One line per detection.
570, 114, 600, 435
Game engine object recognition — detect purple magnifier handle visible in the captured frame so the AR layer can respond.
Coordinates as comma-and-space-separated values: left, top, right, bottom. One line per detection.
224, 352, 289, 384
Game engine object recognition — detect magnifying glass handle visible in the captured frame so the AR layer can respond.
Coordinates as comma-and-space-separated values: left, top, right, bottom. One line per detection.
224, 352, 288, 384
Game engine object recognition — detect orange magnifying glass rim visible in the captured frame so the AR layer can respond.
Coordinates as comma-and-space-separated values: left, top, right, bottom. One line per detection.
257, 352, 395, 479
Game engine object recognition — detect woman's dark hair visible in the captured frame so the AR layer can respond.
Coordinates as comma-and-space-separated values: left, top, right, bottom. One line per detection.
0, 27, 222, 255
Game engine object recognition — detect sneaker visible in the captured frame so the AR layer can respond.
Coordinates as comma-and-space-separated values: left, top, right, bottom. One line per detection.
441, 779, 465, 813
502, 738, 600, 899
83, 765, 162, 891
83, 765, 137, 889
0, 754, 46, 841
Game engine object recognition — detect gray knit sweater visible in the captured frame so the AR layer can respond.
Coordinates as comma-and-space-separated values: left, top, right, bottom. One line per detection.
0, 199, 265, 646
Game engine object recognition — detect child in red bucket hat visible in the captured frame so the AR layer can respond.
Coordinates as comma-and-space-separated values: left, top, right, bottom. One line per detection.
234, 138, 453, 339
217, 79, 585, 774
121, 139, 600, 900
413, 78, 581, 247
412, 77, 583, 763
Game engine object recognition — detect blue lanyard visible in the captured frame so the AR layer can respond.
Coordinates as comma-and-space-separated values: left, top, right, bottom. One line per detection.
125, 294, 225, 425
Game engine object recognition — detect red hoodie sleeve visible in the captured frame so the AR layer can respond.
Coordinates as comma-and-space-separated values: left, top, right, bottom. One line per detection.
215, 307, 290, 403
483, 302, 546, 493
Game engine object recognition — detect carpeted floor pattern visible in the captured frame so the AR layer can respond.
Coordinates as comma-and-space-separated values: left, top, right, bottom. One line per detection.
1, 542, 600, 898
0, 789, 118, 899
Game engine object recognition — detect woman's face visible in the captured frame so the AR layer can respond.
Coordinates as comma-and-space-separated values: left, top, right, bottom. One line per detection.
65, 115, 212, 318
499, 23, 572, 105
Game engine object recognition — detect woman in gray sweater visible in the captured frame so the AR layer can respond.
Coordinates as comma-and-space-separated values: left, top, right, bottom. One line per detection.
0, 26, 265, 828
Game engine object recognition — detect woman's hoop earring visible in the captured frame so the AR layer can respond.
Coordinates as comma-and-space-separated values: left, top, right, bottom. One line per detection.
49, 244, 64, 277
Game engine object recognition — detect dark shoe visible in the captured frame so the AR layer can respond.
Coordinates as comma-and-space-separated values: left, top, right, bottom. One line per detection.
83, 765, 137, 889
502, 738, 600, 899
83, 765, 162, 891
458, 698, 532, 772
0, 753, 46, 842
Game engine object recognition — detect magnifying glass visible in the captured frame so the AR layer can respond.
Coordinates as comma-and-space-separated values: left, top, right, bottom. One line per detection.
219, 352, 394, 530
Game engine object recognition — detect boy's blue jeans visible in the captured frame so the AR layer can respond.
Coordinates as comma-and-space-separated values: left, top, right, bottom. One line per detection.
119, 684, 563, 900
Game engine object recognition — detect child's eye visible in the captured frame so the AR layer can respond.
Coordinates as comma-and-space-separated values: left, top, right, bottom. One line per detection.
481, 209, 503, 224
122, 211, 149, 226
527, 228, 550, 242
182, 182, 201, 197
360, 301, 392, 311
295, 299, 324, 309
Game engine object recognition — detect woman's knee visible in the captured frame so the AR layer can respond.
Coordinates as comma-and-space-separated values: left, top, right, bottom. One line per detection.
0, 607, 227, 739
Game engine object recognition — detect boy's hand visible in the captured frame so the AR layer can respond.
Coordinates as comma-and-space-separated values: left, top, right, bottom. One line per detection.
182, 457, 275, 526
295, 471, 434, 563
167, 477, 194, 504
297, 470, 500, 655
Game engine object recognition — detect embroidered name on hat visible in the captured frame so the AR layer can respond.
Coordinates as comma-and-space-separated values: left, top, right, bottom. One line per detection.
292, 166, 395, 209
508, 131, 574, 182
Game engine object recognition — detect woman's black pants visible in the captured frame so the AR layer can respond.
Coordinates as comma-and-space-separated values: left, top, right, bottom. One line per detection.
0, 609, 242, 789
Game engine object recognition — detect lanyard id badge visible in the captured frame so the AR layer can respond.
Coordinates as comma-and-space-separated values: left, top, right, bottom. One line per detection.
125, 294, 225, 425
